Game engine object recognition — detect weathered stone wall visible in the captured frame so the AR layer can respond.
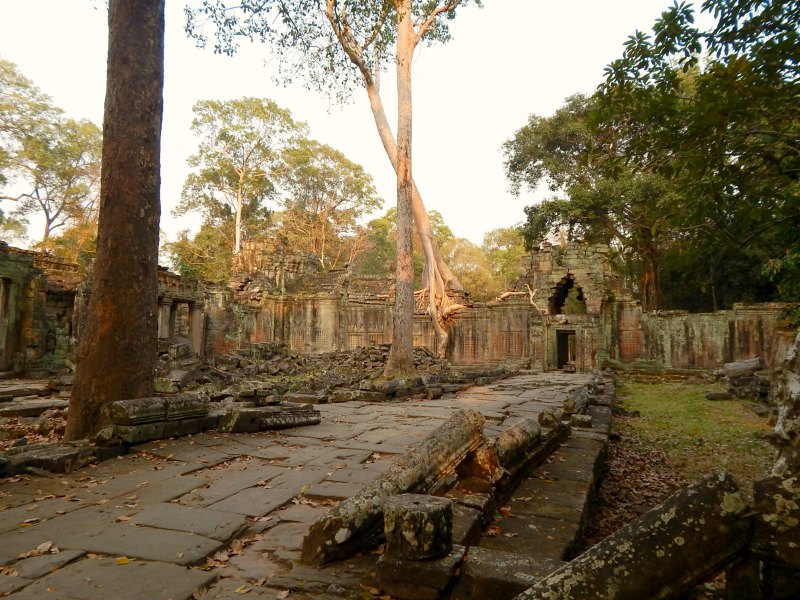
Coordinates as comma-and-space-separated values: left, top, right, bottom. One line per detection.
443, 300, 531, 364
606, 302, 789, 370
520, 242, 622, 315
2, 242, 792, 376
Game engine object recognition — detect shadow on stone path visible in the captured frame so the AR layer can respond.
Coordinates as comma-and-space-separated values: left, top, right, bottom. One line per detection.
0, 372, 604, 599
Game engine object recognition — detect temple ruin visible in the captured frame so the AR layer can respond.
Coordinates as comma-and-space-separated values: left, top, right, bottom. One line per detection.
0, 239, 789, 377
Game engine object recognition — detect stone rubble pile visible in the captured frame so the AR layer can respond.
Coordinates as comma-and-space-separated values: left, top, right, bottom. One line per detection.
155, 341, 516, 404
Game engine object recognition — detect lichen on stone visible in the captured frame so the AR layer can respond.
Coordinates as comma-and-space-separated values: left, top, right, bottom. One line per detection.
720, 491, 747, 517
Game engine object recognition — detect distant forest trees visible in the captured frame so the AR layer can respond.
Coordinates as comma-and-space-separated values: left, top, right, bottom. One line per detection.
504, 0, 799, 317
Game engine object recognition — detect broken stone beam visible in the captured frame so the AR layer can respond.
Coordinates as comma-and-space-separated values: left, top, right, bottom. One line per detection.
563, 387, 589, 416
513, 473, 753, 600
724, 357, 764, 378
384, 494, 453, 560
496, 419, 541, 468
105, 394, 209, 425
261, 410, 321, 430
302, 409, 485, 565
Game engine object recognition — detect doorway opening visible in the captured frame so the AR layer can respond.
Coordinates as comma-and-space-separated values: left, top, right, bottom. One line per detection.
556, 329, 577, 371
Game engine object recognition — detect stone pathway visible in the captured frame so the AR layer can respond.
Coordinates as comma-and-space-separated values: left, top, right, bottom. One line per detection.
0, 372, 601, 599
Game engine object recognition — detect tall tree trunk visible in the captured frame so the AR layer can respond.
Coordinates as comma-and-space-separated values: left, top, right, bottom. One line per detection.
385, 0, 416, 378
363, 80, 460, 357
235, 183, 243, 254
65, 0, 164, 440
643, 248, 660, 311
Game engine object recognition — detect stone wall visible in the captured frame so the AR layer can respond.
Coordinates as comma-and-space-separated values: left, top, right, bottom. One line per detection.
606, 302, 789, 371
2, 241, 794, 376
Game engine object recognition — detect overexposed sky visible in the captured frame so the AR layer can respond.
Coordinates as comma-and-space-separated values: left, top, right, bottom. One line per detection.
1, 0, 681, 246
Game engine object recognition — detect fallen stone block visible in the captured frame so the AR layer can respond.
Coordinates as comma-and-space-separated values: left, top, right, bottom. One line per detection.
302, 409, 486, 565
164, 395, 210, 421
453, 547, 563, 600
724, 356, 764, 378
330, 389, 390, 402
0, 398, 70, 418
384, 494, 453, 560
752, 476, 800, 570
153, 378, 179, 394
261, 410, 321, 430
377, 544, 466, 600
283, 392, 328, 405
218, 407, 263, 433
570, 413, 593, 428
513, 473, 753, 600
111, 422, 167, 444
105, 397, 167, 425
452, 504, 483, 546
106, 394, 209, 425
7, 442, 95, 475
497, 419, 541, 468
163, 418, 202, 438
537, 409, 563, 428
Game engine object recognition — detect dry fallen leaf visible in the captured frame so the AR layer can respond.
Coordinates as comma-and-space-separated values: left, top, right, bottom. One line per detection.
276, 591, 290, 599
234, 585, 250, 594
115, 556, 135, 565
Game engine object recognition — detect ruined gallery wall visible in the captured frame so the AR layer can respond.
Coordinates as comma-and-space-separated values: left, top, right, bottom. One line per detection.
0, 247, 78, 373
608, 301, 790, 370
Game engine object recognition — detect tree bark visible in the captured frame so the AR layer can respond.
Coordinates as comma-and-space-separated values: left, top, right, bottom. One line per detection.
65, 0, 164, 440
322, 1, 464, 358
384, 0, 416, 377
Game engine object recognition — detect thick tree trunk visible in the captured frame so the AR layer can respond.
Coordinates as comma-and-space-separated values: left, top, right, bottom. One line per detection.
234, 184, 243, 254
363, 75, 461, 358
384, 0, 416, 378
65, 0, 164, 441
642, 243, 661, 311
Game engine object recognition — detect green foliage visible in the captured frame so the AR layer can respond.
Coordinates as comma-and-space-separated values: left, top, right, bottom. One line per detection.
0, 59, 62, 187
442, 237, 501, 300
482, 227, 527, 290
164, 224, 233, 284
1, 60, 101, 244
618, 379, 773, 487
505, 1, 799, 312
597, 0, 799, 306
0, 207, 27, 243
354, 212, 397, 276
352, 207, 454, 279
185, 1, 480, 103
562, 287, 587, 315
276, 138, 382, 268
176, 97, 306, 253
504, 94, 680, 309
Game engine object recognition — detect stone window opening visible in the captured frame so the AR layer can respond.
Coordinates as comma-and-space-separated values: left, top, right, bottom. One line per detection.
549, 274, 587, 315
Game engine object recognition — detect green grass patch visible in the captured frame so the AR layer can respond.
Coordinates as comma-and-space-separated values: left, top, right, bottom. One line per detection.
616, 378, 775, 492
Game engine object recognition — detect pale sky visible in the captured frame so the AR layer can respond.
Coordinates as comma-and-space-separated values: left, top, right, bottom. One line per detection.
0, 0, 682, 247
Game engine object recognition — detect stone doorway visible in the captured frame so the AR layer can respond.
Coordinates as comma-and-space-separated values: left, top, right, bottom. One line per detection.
0, 278, 11, 370
556, 329, 577, 370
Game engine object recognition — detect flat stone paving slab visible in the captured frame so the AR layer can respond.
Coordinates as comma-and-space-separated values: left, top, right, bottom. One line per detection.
0, 398, 69, 417
0, 371, 600, 600
131, 502, 247, 541
303, 480, 363, 501
60, 523, 223, 566
7, 556, 216, 600
205, 486, 296, 516
14, 549, 85, 579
